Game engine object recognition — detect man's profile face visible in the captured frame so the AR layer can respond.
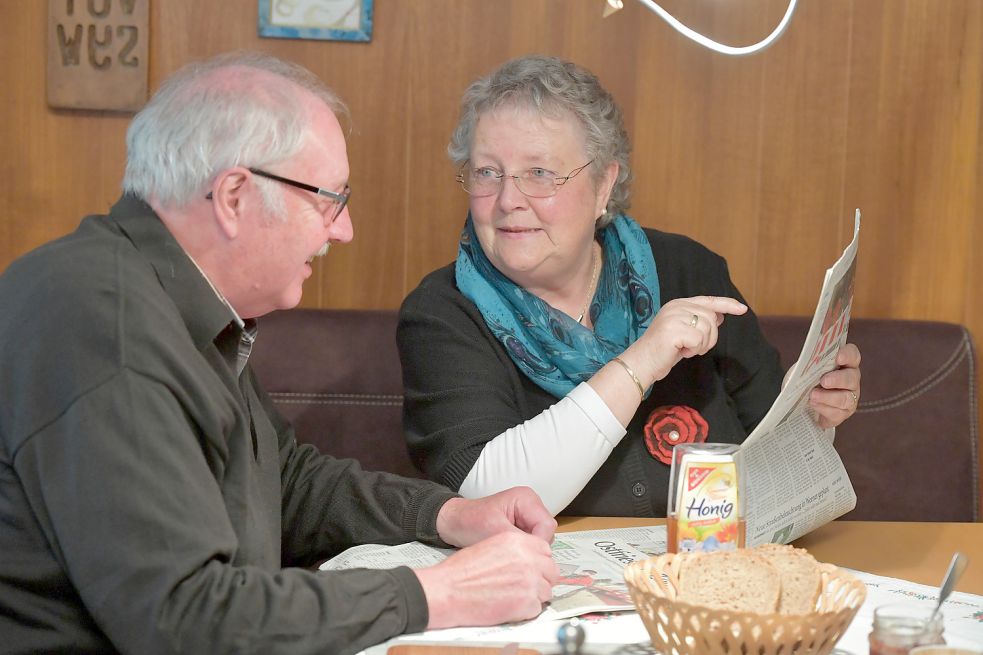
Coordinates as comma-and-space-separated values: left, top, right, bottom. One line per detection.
234, 103, 353, 318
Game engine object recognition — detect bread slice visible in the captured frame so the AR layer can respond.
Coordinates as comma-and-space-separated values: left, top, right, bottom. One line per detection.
753, 544, 822, 615
677, 551, 781, 614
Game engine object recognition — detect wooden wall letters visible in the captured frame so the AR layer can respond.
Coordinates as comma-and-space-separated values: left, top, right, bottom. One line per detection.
47, 0, 149, 111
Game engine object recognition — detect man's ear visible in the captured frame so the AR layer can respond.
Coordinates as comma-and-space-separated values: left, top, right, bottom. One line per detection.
209, 168, 251, 239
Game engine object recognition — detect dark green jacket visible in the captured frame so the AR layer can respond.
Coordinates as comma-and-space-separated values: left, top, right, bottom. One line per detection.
0, 195, 456, 654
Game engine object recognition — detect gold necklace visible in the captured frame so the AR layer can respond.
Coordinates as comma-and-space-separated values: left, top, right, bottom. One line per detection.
576, 243, 600, 324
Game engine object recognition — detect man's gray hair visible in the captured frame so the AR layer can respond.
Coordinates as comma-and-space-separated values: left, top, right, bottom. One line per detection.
122, 51, 348, 210
448, 55, 632, 227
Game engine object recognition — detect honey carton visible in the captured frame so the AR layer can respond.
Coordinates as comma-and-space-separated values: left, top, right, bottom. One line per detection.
667, 443, 745, 553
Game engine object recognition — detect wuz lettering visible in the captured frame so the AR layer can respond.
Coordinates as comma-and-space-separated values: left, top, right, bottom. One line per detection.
54, 0, 142, 69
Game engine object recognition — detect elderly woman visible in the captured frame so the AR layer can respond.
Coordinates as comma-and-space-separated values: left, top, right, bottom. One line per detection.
397, 55, 861, 517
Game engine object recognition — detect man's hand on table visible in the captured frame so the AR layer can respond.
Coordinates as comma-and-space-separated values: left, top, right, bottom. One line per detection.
415, 487, 560, 629
435, 486, 557, 546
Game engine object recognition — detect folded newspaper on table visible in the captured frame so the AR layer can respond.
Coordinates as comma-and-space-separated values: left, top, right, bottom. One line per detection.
320, 526, 666, 622
741, 210, 861, 546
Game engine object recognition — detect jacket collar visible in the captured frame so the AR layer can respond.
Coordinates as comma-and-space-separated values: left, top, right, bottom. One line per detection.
106, 194, 240, 352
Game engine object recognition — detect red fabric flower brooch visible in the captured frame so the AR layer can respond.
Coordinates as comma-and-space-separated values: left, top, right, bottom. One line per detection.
642, 405, 709, 464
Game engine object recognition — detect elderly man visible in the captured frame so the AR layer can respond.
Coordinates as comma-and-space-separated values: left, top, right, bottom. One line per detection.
0, 52, 558, 654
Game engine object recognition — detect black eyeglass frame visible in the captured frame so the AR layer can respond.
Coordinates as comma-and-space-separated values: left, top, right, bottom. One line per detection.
248, 168, 350, 221
455, 159, 595, 198
205, 168, 351, 221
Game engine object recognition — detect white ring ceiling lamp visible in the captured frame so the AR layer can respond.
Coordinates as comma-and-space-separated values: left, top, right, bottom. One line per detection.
604, 0, 799, 56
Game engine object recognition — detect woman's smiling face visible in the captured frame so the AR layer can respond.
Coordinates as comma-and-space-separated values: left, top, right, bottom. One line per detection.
467, 104, 614, 291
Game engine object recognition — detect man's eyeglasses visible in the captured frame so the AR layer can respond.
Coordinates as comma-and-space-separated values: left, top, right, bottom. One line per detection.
205, 168, 351, 222
248, 168, 350, 222
456, 160, 593, 198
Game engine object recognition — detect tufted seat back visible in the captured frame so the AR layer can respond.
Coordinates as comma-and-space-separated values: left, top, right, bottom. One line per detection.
759, 316, 978, 521
250, 308, 420, 479
251, 309, 979, 521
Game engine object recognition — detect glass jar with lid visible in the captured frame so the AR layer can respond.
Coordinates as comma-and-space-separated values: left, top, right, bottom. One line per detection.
869, 603, 945, 655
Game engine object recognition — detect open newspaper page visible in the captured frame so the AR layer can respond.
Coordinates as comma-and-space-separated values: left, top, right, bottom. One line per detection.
544, 526, 665, 619
319, 525, 666, 622
741, 211, 861, 546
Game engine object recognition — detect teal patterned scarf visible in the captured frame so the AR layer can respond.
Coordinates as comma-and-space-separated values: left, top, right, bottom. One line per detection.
456, 213, 660, 398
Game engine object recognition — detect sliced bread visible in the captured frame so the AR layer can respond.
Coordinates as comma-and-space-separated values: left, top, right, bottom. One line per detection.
677, 551, 781, 614
753, 544, 823, 614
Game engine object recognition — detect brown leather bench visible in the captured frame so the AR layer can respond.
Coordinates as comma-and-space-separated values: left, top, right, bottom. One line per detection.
250, 309, 979, 522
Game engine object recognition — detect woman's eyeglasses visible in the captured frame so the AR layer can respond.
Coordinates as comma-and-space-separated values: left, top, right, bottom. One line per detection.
456, 160, 593, 198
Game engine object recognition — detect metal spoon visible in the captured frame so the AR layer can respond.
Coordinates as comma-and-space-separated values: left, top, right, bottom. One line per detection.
931, 552, 968, 620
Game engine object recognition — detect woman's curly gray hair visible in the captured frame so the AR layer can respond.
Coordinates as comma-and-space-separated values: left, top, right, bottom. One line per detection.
448, 55, 632, 227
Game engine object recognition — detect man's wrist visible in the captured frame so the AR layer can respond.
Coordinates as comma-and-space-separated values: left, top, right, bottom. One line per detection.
413, 564, 454, 630
408, 486, 460, 546
435, 496, 465, 547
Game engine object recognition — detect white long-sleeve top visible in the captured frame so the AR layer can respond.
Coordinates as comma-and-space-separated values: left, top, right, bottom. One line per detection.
459, 382, 627, 515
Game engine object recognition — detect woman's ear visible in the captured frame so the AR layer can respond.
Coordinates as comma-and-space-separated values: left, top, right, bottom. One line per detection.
209, 168, 251, 239
595, 161, 619, 218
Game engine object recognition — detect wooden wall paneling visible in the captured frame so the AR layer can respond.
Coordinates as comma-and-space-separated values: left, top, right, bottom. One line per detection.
908, 1, 983, 321
969, 0, 983, 336
0, 1, 979, 326
20, 3, 64, 254
891, 0, 981, 323
2, 1, 129, 271
658, 1, 776, 306
842, 0, 983, 515
840, 0, 895, 323
625, 0, 772, 251
0, 1, 28, 268
401, 1, 503, 296
553, 0, 643, 158
845, 1, 980, 323
561, 1, 641, 79
629, 11, 714, 238
6, 1, 48, 260
974, 102, 983, 515
148, 2, 248, 71
754, 0, 853, 316
504, 0, 562, 54
625, 0, 782, 312
964, 2, 983, 518
306, 4, 418, 309
344, 1, 419, 309
567, 6, 642, 150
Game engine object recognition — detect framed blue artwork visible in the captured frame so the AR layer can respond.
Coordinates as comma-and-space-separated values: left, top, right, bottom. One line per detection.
258, 0, 373, 42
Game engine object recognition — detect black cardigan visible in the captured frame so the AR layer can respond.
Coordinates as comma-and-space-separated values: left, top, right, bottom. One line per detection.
398, 227, 783, 517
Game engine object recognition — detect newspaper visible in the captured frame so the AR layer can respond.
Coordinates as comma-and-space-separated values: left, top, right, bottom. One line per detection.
364, 570, 983, 654
740, 210, 861, 546
320, 525, 666, 621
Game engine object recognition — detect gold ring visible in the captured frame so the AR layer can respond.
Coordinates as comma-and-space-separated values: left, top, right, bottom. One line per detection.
689, 314, 699, 328
849, 390, 858, 406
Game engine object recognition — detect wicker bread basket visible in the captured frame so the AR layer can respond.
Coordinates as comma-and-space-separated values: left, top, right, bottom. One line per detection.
624, 553, 867, 655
